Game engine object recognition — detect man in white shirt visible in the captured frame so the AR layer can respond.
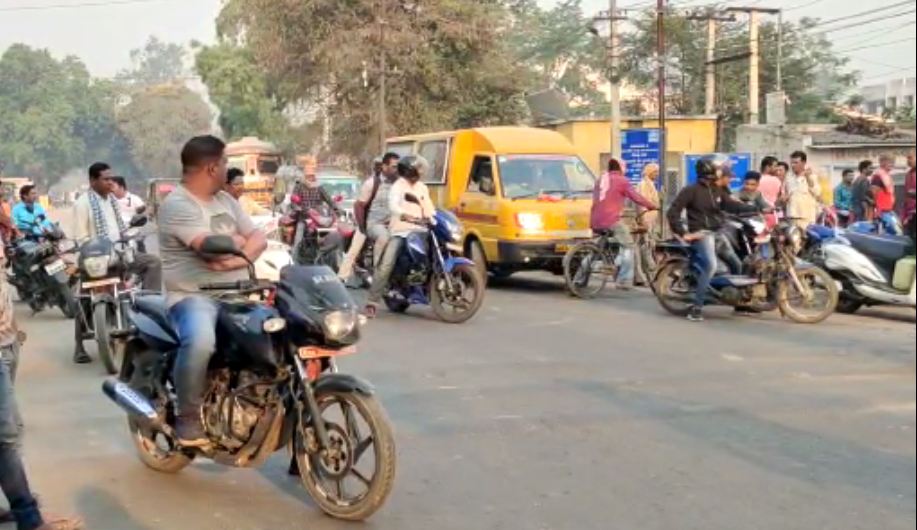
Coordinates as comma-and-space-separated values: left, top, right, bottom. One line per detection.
72, 162, 162, 363
111, 176, 146, 225
364, 155, 435, 317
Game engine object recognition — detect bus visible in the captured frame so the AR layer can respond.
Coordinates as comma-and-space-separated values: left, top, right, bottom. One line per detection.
225, 137, 282, 208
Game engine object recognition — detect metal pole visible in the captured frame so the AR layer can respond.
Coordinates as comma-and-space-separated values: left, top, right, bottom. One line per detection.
748, 10, 760, 124
776, 10, 783, 92
705, 17, 717, 115
378, 0, 387, 152
609, 0, 622, 159
657, 0, 667, 175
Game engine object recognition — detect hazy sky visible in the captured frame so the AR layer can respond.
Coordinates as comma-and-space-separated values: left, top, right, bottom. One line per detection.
0, 0, 914, 85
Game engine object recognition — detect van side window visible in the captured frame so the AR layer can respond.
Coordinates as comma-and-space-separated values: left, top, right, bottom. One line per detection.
468, 156, 496, 196
417, 140, 449, 184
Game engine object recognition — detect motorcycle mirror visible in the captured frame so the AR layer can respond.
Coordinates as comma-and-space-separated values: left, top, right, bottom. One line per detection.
135, 205, 147, 215
334, 194, 344, 203
129, 214, 148, 228
200, 235, 240, 256
404, 193, 420, 205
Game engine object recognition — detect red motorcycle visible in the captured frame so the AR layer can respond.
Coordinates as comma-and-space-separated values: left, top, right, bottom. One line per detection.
280, 196, 354, 272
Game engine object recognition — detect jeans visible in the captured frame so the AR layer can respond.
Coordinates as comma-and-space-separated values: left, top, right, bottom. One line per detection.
0, 343, 22, 433
169, 296, 219, 416
611, 223, 635, 286
367, 236, 403, 304
129, 252, 163, 292
714, 230, 743, 275
691, 234, 717, 308
1, 346, 43, 530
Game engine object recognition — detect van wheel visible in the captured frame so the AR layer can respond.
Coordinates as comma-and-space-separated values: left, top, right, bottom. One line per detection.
467, 240, 488, 285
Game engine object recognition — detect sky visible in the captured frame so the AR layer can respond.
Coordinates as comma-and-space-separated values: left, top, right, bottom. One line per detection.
0, 0, 914, 85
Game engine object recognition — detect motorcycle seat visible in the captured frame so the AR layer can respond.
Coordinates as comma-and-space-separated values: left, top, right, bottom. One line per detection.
843, 232, 914, 265
133, 295, 176, 336
710, 275, 758, 288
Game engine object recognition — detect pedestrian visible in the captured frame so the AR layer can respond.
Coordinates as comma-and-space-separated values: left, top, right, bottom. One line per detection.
902, 149, 915, 221
851, 160, 875, 222
636, 163, 661, 233
775, 161, 789, 182
871, 153, 896, 217
783, 151, 821, 229
110, 176, 146, 225
589, 158, 658, 290
833, 169, 855, 226
1, 245, 83, 530
0, 190, 19, 245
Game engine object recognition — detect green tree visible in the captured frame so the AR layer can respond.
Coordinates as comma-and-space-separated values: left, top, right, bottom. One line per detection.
0, 44, 133, 187
116, 84, 213, 178
118, 36, 187, 87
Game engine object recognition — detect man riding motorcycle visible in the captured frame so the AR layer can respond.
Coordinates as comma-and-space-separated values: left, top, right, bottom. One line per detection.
666, 158, 760, 322
11, 186, 54, 239
71, 162, 163, 364
158, 135, 267, 446
364, 155, 435, 318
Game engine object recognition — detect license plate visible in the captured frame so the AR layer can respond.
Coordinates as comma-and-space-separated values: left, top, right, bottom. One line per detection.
82, 278, 120, 289
44, 260, 66, 275
555, 243, 572, 253
298, 345, 356, 360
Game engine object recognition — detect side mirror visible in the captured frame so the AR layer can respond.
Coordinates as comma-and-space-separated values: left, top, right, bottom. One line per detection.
200, 235, 241, 256
129, 214, 148, 228
404, 193, 420, 205
135, 205, 147, 215
480, 178, 495, 195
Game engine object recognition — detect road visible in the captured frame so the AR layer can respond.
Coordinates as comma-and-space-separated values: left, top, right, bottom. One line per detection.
9, 210, 917, 530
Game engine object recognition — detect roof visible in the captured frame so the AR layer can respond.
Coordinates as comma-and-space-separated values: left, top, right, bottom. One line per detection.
808, 130, 916, 149
225, 136, 281, 156
388, 126, 577, 154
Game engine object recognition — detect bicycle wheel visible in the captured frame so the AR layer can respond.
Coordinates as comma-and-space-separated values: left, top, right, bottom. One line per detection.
562, 242, 612, 299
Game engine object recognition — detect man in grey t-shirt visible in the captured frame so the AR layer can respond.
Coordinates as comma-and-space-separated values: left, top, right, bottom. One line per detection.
159, 135, 266, 446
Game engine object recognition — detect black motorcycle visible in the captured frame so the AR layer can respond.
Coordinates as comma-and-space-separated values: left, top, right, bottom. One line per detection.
4, 220, 77, 318
103, 235, 395, 521
76, 214, 148, 374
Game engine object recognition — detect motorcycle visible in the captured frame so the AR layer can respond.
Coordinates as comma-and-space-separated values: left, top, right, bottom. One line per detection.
4, 219, 77, 318
654, 216, 838, 323
848, 211, 904, 237
282, 200, 352, 273
804, 214, 915, 314
76, 214, 148, 374
381, 198, 484, 323
103, 234, 395, 521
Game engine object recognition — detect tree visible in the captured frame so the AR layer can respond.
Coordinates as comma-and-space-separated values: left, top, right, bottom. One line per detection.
116, 84, 213, 178
0, 44, 133, 187
118, 36, 187, 87
214, 0, 530, 159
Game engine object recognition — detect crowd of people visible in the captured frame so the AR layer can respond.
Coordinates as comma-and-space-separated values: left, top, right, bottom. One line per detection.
830, 151, 917, 228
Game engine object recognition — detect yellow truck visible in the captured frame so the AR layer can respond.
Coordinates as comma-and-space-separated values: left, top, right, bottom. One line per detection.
386, 127, 596, 278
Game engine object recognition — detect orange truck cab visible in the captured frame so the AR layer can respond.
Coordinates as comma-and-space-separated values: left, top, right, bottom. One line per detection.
386, 127, 596, 277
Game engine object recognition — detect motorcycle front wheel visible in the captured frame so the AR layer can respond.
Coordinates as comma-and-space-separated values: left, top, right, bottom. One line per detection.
94, 303, 119, 374
430, 264, 484, 323
294, 390, 396, 521
777, 266, 838, 324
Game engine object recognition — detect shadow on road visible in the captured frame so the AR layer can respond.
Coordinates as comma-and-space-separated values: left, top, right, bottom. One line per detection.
76, 486, 156, 530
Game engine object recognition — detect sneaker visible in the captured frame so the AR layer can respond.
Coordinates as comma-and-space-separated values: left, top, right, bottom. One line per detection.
734, 306, 761, 316
35, 516, 84, 530
175, 415, 209, 447
687, 306, 704, 322
72, 351, 92, 364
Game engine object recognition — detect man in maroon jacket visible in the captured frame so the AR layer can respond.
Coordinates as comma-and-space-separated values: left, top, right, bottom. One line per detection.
590, 158, 658, 288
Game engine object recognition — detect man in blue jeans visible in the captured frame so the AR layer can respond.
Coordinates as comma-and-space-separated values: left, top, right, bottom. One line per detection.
1, 246, 82, 529
158, 136, 266, 446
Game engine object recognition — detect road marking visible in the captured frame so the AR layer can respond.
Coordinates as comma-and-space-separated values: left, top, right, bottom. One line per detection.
721, 353, 744, 362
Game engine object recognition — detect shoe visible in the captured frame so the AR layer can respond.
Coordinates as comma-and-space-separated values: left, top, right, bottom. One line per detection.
687, 306, 704, 322
0, 508, 13, 524
175, 415, 209, 447
72, 351, 92, 364
734, 306, 761, 316
35, 516, 84, 530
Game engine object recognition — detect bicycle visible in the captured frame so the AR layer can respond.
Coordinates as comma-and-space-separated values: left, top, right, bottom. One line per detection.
562, 211, 659, 299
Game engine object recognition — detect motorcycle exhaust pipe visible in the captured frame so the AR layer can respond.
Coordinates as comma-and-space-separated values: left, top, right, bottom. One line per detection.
102, 379, 165, 430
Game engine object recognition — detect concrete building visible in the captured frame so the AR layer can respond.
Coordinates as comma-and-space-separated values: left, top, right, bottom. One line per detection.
859, 77, 916, 116
737, 123, 916, 203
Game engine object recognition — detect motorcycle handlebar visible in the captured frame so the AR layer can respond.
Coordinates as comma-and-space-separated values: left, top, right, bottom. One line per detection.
199, 279, 273, 292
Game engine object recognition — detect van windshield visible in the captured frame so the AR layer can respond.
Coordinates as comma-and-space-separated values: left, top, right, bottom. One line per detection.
497, 155, 595, 199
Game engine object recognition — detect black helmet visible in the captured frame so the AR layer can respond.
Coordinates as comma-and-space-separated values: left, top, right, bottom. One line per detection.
695, 158, 718, 180
397, 155, 430, 181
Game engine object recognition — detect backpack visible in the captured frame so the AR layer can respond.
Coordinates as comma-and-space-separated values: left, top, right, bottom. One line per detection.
354, 174, 382, 233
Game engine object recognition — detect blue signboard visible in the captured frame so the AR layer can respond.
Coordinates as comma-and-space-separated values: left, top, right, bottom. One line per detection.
684, 153, 753, 191
621, 129, 661, 185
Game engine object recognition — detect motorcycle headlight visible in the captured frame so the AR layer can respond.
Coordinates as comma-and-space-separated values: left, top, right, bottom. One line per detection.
83, 255, 112, 278
323, 310, 357, 341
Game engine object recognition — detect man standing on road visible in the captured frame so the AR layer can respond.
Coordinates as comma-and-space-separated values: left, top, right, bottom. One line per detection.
159, 135, 267, 446
1, 245, 83, 530
783, 151, 821, 229
72, 163, 163, 364
851, 160, 875, 222
871, 153, 896, 217
110, 176, 146, 225
590, 158, 658, 290
833, 169, 855, 227
758, 156, 782, 228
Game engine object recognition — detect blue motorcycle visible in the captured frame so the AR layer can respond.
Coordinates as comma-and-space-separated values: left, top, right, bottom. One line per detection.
382, 207, 485, 323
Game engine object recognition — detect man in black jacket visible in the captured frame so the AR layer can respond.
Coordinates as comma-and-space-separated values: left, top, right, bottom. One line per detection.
666, 158, 758, 322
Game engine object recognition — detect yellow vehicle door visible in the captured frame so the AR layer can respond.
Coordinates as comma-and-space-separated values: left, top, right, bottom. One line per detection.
457, 154, 502, 263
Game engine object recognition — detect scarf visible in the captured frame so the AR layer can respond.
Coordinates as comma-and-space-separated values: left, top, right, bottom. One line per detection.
89, 190, 127, 240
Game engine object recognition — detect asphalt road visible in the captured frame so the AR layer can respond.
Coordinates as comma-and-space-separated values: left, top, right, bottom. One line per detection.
6, 210, 916, 530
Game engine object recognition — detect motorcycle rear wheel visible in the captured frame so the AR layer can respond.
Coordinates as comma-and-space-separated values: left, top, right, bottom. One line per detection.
129, 418, 193, 474
295, 391, 396, 521
654, 261, 695, 317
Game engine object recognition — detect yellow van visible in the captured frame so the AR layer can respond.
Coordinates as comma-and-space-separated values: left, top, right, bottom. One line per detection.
386, 127, 596, 278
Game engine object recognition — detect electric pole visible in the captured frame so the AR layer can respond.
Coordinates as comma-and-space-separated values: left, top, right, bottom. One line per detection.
656, 0, 667, 174
609, 0, 622, 159
687, 11, 735, 115
378, 0, 387, 153
726, 7, 781, 125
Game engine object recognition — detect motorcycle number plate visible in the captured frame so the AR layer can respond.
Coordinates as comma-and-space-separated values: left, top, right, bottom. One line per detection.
44, 260, 66, 275
82, 278, 120, 289
298, 345, 357, 360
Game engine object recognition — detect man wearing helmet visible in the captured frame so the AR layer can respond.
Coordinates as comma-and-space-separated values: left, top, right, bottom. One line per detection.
364, 155, 436, 317
666, 158, 759, 322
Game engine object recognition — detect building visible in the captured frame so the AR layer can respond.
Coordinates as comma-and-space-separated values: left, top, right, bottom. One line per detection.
737, 123, 916, 203
537, 116, 719, 176
859, 77, 916, 116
